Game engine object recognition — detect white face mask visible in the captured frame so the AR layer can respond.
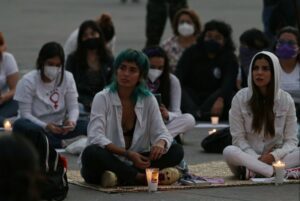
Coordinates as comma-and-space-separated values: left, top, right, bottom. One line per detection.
178, 23, 195, 37
44, 66, 61, 81
148, 69, 163, 82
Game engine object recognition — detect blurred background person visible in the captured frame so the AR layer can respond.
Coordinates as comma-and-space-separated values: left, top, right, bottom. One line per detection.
66, 20, 114, 115
0, 32, 19, 126
237, 28, 270, 89
145, 0, 188, 47
161, 8, 201, 73
64, 13, 116, 59
176, 20, 238, 121
273, 26, 300, 121
143, 46, 195, 141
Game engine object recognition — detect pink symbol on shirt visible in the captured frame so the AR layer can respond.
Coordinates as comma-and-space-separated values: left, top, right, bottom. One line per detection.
49, 91, 59, 109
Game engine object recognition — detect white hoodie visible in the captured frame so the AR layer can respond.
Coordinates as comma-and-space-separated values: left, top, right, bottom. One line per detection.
229, 51, 298, 161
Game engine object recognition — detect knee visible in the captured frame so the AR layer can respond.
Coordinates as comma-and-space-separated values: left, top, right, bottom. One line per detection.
183, 113, 196, 129
223, 145, 239, 160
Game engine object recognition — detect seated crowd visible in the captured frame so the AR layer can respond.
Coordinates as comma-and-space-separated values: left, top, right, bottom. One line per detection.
0, 7, 299, 192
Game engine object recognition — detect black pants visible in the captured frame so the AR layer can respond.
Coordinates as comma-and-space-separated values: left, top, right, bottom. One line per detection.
145, 0, 187, 47
181, 87, 235, 121
81, 143, 184, 185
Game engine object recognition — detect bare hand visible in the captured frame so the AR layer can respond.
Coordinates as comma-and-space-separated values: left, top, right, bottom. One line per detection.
127, 151, 150, 169
259, 153, 275, 165
159, 104, 169, 121
62, 120, 76, 134
211, 97, 224, 116
46, 123, 64, 134
150, 140, 166, 161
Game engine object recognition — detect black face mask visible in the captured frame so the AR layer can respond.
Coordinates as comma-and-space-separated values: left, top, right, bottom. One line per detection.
203, 39, 222, 55
82, 38, 100, 50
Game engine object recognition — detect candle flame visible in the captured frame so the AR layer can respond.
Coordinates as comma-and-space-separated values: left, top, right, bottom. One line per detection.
3, 120, 12, 131
208, 129, 217, 135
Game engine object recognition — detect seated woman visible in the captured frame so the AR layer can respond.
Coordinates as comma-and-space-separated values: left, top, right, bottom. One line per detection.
223, 51, 300, 180
161, 8, 201, 73
80, 49, 184, 187
143, 46, 195, 139
175, 20, 238, 121
13, 42, 88, 148
273, 26, 300, 121
0, 32, 19, 125
66, 20, 113, 114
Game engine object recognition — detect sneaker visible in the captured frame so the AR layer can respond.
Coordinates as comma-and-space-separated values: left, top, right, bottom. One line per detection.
101, 171, 118, 187
159, 167, 181, 185
238, 166, 255, 180
285, 167, 300, 179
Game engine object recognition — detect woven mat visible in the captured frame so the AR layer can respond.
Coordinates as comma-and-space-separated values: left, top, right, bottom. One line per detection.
67, 161, 299, 193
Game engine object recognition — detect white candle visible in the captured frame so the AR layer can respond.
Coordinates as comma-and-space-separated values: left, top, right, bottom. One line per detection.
272, 160, 286, 185
208, 129, 217, 135
211, 116, 219, 125
3, 120, 12, 132
145, 168, 159, 192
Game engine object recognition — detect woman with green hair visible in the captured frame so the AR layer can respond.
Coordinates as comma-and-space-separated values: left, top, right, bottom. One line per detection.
80, 49, 183, 187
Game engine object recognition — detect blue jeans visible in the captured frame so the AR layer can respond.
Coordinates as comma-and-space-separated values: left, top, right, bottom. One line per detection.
13, 118, 88, 148
0, 99, 18, 125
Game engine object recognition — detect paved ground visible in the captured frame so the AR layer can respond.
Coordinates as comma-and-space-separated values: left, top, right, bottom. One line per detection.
1, 0, 299, 200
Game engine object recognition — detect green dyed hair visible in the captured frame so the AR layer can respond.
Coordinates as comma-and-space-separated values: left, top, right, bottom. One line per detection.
107, 48, 151, 102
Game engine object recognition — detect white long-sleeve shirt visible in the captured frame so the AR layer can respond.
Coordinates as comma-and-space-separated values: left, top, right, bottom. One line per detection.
87, 88, 173, 157
14, 70, 79, 128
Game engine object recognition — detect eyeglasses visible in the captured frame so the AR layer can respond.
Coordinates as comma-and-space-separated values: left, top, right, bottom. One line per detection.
277, 39, 297, 46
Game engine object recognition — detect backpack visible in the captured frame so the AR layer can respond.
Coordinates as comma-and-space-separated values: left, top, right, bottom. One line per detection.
201, 127, 232, 153
14, 131, 69, 201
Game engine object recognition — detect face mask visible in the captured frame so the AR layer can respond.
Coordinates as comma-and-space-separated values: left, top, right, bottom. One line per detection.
239, 47, 259, 75
44, 66, 61, 81
178, 23, 195, 37
203, 39, 222, 55
275, 43, 298, 59
82, 38, 100, 50
148, 69, 163, 82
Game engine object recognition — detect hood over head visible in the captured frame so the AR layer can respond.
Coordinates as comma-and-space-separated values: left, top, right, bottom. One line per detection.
247, 51, 281, 100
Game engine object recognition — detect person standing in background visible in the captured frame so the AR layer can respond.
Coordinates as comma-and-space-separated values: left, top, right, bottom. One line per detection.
145, 0, 188, 47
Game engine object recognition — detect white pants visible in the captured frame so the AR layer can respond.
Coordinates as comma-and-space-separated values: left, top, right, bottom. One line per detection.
223, 145, 300, 177
166, 113, 195, 137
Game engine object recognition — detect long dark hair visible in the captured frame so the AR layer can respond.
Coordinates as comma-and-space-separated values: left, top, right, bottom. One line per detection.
249, 53, 275, 137
143, 46, 171, 108
197, 20, 236, 53
75, 20, 111, 71
36, 42, 65, 86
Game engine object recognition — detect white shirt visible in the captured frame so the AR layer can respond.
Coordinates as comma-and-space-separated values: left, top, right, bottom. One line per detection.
0, 52, 18, 92
86, 88, 173, 160
280, 62, 300, 91
14, 70, 79, 128
168, 74, 182, 121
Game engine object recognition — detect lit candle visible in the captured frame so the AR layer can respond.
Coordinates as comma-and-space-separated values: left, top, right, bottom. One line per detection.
211, 116, 219, 125
208, 129, 217, 135
272, 160, 286, 185
3, 120, 12, 132
145, 168, 159, 192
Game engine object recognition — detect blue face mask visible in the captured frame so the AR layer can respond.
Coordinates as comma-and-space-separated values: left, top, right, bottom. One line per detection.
275, 43, 298, 59
239, 47, 260, 75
